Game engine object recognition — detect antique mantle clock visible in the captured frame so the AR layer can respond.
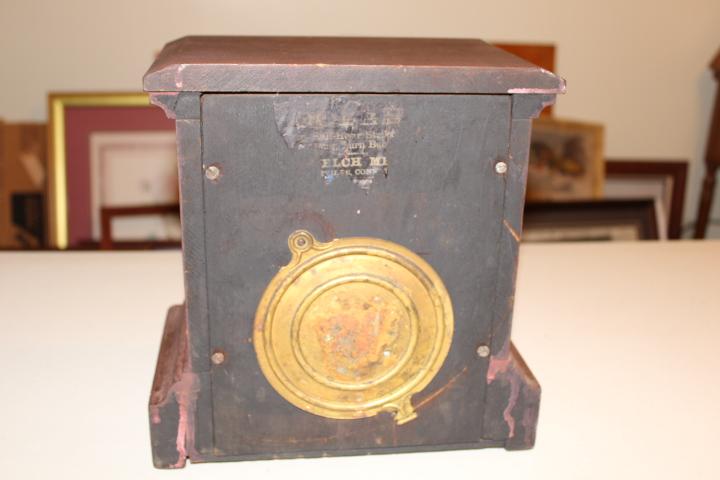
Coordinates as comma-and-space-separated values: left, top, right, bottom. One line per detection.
145, 36, 565, 468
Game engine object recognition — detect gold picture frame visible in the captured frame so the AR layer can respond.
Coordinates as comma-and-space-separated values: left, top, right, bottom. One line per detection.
47, 92, 160, 249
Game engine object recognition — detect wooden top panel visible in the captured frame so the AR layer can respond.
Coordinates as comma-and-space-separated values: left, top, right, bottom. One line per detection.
144, 36, 565, 94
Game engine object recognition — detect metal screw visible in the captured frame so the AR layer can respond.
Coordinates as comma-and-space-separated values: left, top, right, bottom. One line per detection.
476, 345, 491, 358
211, 351, 225, 365
205, 164, 221, 181
495, 161, 508, 175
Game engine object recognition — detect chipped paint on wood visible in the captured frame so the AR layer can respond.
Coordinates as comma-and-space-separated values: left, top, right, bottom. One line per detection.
149, 305, 201, 468
485, 343, 541, 449
414, 366, 469, 411
175, 64, 187, 89
172, 372, 199, 468
149, 93, 179, 119
503, 219, 521, 243
487, 347, 519, 438
508, 76, 567, 95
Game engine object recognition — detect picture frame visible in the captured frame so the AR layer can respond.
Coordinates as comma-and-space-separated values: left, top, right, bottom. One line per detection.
100, 204, 181, 250
523, 199, 659, 242
0, 121, 47, 249
47, 92, 176, 249
527, 117, 605, 202
604, 159, 688, 239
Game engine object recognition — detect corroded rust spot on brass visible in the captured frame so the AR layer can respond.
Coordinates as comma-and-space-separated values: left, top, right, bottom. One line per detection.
253, 230, 453, 425
298, 281, 412, 385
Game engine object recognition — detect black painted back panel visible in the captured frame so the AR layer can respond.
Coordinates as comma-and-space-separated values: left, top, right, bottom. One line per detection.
201, 93, 510, 456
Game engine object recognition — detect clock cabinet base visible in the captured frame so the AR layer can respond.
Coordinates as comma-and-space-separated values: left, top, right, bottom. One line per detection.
149, 305, 540, 469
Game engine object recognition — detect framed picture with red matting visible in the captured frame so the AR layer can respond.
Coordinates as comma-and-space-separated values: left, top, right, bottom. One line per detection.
47, 93, 176, 249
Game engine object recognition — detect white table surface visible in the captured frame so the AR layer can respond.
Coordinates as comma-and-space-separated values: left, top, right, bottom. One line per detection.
1, 241, 719, 479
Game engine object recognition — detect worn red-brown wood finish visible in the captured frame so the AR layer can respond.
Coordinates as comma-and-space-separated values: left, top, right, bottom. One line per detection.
694, 49, 720, 238
145, 36, 565, 468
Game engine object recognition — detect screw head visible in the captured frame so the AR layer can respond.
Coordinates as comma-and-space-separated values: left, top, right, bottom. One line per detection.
476, 345, 491, 358
205, 164, 221, 181
495, 161, 508, 175
210, 351, 225, 365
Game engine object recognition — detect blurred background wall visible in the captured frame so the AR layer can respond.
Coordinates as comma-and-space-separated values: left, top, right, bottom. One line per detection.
1, 0, 719, 235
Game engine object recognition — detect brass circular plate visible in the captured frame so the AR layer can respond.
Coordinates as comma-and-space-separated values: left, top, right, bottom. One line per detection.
254, 230, 453, 424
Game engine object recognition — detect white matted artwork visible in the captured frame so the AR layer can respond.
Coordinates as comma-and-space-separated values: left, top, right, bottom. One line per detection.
89, 131, 180, 241
523, 224, 642, 242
